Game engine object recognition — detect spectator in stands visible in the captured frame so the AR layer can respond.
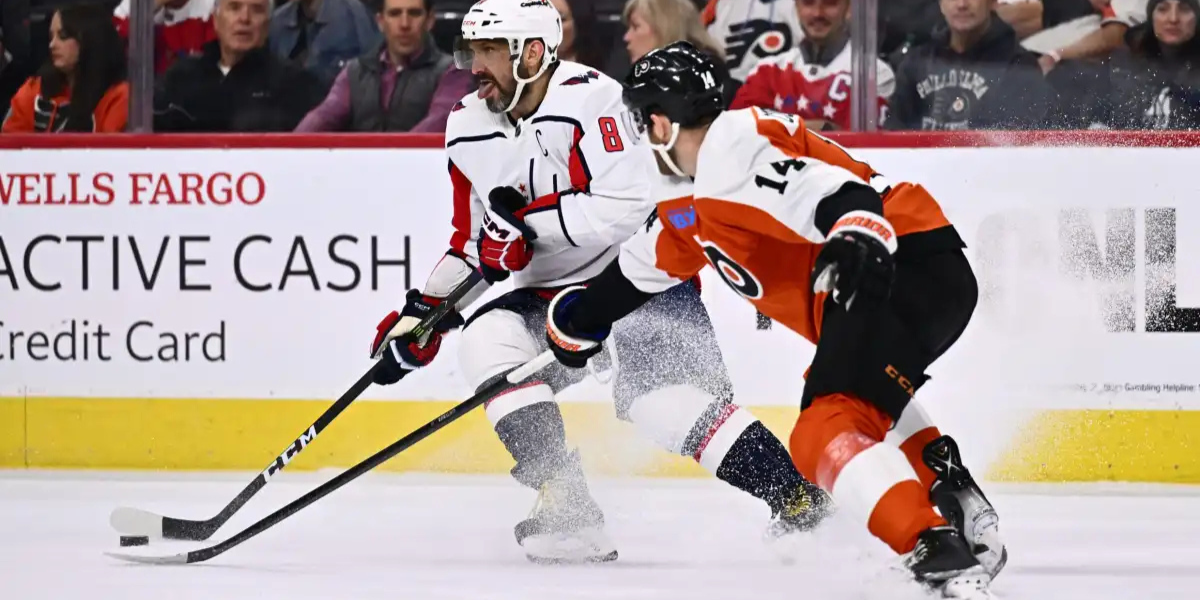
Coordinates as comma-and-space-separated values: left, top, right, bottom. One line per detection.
112, 0, 217, 74
154, 0, 324, 131
295, 0, 474, 132
2, 4, 128, 133
699, 0, 803, 83
1, 0, 33, 112
1039, 0, 1147, 72
882, 0, 946, 60
730, 0, 894, 131
622, 0, 738, 102
1098, 0, 1200, 127
270, 0, 381, 90
997, 0, 1045, 39
886, 0, 1054, 129
552, 0, 609, 70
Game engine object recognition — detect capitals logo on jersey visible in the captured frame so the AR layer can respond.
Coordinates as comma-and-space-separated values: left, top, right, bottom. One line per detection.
561, 71, 600, 86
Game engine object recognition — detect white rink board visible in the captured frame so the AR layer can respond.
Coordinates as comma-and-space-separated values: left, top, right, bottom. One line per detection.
3, 146, 1200, 411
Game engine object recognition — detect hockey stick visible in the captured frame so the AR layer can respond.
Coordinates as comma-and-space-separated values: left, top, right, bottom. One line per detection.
109, 269, 485, 541
105, 349, 557, 565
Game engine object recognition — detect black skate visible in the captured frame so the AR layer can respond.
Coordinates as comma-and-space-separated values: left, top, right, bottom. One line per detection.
766, 478, 834, 539
513, 451, 617, 565
922, 435, 1007, 580
905, 526, 995, 599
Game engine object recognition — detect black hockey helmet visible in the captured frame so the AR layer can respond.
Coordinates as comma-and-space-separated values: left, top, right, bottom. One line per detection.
622, 41, 725, 131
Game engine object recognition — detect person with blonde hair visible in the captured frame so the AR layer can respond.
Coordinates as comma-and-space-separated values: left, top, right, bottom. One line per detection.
622, 0, 738, 102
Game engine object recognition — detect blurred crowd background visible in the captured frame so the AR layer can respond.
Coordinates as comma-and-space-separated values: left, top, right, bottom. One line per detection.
0, 0, 1196, 134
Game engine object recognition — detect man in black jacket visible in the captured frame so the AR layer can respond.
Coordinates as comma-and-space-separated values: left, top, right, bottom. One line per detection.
885, 0, 1056, 130
154, 0, 324, 132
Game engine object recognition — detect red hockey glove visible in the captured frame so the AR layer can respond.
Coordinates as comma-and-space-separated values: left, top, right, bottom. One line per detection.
370, 289, 464, 385
477, 186, 537, 283
811, 210, 897, 312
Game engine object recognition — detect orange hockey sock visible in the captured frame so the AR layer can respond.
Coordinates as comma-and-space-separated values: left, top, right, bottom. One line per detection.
790, 394, 946, 555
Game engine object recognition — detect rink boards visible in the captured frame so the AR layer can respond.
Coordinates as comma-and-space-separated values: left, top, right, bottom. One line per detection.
3, 133, 1200, 483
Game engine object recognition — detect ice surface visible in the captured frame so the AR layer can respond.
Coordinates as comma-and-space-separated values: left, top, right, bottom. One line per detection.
1, 471, 1195, 600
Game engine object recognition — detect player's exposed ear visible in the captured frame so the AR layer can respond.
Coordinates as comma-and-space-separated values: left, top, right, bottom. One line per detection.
648, 113, 673, 143
522, 39, 545, 75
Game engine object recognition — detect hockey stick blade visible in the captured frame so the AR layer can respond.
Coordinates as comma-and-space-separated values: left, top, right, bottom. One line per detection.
105, 350, 557, 565
102, 550, 191, 565
108, 270, 485, 541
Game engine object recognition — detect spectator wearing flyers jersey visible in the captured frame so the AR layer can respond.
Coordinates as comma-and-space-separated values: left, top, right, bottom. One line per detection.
112, 0, 217, 74
730, 0, 894, 130
886, 0, 1055, 130
701, 0, 803, 82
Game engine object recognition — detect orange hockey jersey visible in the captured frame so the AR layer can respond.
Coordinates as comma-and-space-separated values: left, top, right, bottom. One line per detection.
1, 77, 129, 133
618, 106, 963, 343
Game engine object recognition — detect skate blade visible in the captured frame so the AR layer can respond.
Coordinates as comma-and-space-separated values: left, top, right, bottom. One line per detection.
977, 546, 1008, 581
526, 550, 618, 565
940, 568, 995, 600
519, 526, 618, 565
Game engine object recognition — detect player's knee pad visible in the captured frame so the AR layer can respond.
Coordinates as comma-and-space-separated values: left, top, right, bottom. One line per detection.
627, 385, 757, 473
626, 384, 716, 455
790, 394, 892, 488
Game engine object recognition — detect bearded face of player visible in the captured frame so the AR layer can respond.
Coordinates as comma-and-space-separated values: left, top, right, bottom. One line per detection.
797, 0, 850, 43
467, 39, 542, 114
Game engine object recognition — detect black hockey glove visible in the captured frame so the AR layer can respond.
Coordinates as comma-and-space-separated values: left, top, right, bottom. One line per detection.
811, 211, 898, 312
545, 286, 611, 369
370, 289, 465, 385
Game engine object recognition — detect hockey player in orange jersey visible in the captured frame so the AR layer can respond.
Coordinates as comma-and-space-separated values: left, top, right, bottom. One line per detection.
541, 41, 1005, 598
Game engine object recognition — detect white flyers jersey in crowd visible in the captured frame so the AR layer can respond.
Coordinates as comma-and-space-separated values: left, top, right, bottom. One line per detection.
431, 60, 657, 296
616, 106, 959, 341
701, 0, 803, 82
731, 45, 895, 131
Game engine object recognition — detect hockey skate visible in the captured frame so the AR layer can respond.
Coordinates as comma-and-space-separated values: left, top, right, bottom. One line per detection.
922, 435, 1007, 580
905, 526, 995, 599
513, 451, 618, 565
765, 478, 834, 539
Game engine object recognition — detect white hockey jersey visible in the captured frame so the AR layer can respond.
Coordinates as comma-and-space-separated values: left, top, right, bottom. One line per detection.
702, 0, 803, 82
432, 61, 658, 295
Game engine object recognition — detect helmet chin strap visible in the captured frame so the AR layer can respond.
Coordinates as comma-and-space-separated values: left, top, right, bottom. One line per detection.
505, 41, 554, 114
651, 122, 686, 177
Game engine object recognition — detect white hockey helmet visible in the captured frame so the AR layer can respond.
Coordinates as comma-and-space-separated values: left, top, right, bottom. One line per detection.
454, 0, 563, 112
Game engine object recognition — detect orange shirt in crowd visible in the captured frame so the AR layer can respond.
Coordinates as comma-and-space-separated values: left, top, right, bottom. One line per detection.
1, 77, 129, 133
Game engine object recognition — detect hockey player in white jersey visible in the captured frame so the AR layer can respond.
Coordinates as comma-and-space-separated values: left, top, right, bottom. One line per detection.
367, 0, 829, 564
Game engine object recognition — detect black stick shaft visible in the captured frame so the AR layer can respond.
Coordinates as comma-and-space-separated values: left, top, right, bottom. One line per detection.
158, 270, 484, 540
184, 351, 555, 564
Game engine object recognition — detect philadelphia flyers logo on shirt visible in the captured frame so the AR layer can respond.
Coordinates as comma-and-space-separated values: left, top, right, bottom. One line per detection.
724, 19, 793, 70
698, 239, 763, 300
